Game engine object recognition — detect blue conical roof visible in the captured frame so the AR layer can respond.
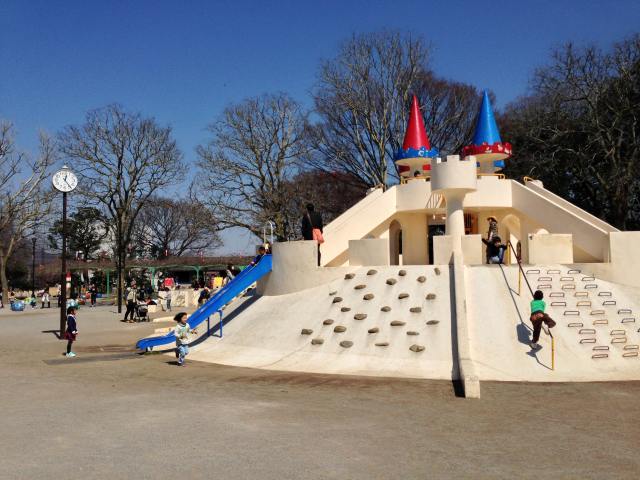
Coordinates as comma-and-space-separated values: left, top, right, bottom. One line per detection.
472, 90, 502, 146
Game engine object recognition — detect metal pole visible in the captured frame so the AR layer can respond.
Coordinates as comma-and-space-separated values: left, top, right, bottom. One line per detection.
31, 237, 36, 295
59, 191, 67, 336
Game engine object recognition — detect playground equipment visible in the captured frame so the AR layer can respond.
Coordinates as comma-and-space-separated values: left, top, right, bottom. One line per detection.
136, 255, 272, 350
136, 91, 640, 399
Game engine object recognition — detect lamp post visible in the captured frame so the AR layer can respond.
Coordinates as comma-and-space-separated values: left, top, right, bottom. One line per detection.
31, 237, 36, 296
52, 166, 78, 336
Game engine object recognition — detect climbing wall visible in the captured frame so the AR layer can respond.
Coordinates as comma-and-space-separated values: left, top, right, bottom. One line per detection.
466, 265, 640, 382
189, 266, 455, 380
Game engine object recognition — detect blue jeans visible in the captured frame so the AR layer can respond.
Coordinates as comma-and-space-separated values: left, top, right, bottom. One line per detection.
176, 344, 189, 363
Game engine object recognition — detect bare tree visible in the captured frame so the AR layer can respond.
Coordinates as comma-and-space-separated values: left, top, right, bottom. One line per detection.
0, 122, 55, 304
196, 93, 308, 241
308, 31, 428, 187
132, 195, 221, 258
307, 31, 481, 188
503, 34, 640, 228
58, 105, 183, 312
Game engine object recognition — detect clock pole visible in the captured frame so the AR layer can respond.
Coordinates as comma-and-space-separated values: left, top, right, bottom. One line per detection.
60, 190, 68, 336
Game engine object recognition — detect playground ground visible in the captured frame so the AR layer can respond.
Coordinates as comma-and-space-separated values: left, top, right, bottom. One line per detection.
1, 306, 639, 479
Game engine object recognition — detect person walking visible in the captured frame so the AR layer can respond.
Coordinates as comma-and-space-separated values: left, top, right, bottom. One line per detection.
124, 285, 137, 322
165, 287, 172, 312
301, 203, 324, 266
89, 284, 97, 308
529, 290, 556, 350
41, 289, 50, 309
174, 312, 190, 366
223, 264, 236, 286
64, 306, 79, 357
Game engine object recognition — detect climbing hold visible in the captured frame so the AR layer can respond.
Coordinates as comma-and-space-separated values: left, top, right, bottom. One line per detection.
329, 291, 337, 296
409, 344, 425, 352
426, 320, 440, 325
409, 307, 422, 313
311, 338, 324, 345
434, 268, 441, 276
323, 319, 334, 325
334, 326, 347, 333
301, 329, 313, 335
332, 297, 343, 304
354, 284, 366, 290
417, 276, 426, 283
381, 306, 391, 312
390, 320, 406, 327
426, 293, 436, 300
354, 313, 367, 321
344, 273, 355, 280
398, 270, 407, 276
340, 307, 351, 312
398, 293, 409, 300
375, 342, 389, 347
363, 293, 374, 300
368, 327, 379, 334
340, 340, 353, 348
386, 278, 397, 285
406, 331, 419, 336
367, 269, 378, 276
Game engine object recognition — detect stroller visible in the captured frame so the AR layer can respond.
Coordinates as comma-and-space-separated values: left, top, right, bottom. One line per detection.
134, 302, 149, 322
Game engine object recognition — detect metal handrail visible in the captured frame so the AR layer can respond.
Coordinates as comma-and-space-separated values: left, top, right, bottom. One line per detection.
506, 241, 555, 369
477, 173, 506, 179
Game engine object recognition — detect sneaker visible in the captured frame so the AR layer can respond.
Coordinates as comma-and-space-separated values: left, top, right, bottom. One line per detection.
66, 352, 76, 357
530, 342, 541, 350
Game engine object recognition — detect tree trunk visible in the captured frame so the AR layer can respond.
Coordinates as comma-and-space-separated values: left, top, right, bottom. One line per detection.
116, 221, 123, 314
0, 254, 8, 307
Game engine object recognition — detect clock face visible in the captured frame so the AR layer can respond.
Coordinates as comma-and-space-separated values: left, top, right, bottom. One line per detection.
52, 169, 78, 192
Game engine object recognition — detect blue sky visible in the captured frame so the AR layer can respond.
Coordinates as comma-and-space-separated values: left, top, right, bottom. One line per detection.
1, 0, 639, 253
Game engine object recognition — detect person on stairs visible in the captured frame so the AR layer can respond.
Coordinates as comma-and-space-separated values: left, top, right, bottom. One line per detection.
529, 290, 556, 350
301, 203, 324, 267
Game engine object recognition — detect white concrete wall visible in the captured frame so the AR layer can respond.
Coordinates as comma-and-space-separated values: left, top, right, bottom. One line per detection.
431, 155, 477, 193
528, 233, 574, 264
462, 235, 483, 265
576, 232, 640, 288
322, 187, 396, 267
433, 235, 453, 265
258, 241, 347, 296
512, 181, 610, 261
349, 238, 390, 266
397, 212, 428, 265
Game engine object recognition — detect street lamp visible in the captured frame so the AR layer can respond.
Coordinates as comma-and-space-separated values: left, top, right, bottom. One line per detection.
31, 237, 36, 296
52, 166, 78, 336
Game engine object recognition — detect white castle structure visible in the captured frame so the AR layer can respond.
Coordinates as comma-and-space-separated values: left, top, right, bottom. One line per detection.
157, 93, 640, 398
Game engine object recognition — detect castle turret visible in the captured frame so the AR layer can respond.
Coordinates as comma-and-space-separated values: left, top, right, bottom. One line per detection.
462, 90, 512, 174
395, 95, 439, 178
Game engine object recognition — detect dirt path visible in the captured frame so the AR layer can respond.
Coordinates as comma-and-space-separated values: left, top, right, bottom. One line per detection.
1, 306, 639, 479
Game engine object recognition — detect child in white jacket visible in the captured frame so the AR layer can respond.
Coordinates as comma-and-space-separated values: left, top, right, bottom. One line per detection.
174, 312, 190, 366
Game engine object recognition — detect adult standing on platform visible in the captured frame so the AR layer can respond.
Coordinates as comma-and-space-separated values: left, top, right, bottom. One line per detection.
302, 203, 324, 266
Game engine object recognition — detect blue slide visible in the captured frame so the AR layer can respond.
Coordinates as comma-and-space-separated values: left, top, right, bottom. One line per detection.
136, 255, 272, 350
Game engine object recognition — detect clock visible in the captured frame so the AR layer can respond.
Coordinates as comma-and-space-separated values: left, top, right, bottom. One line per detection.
52, 167, 78, 193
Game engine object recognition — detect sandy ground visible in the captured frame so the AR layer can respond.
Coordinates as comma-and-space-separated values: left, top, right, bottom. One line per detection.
1, 305, 639, 479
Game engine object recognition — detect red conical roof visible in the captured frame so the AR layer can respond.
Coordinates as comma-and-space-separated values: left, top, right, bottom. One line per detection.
402, 95, 431, 151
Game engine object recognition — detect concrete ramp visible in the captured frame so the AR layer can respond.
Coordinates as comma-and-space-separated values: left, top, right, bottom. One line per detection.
512, 182, 616, 260
466, 265, 640, 381
190, 266, 455, 379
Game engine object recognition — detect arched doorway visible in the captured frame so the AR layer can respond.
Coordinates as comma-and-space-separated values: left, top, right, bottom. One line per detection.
389, 220, 402, 266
